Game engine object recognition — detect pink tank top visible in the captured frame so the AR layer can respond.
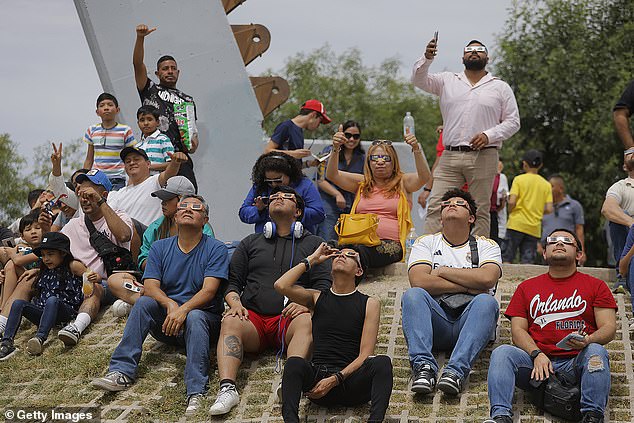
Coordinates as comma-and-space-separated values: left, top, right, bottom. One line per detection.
355, 187, 400, 241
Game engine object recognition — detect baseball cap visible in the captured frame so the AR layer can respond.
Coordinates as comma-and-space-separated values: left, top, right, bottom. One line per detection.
120, 146, 149, 161
151, 176, 196, 201
75, 169, 113, 192
522, 149, 543, 167
301, 99, 332, 124
58, 192, 79, 210
466, 39, 488, 51
33, 232, 73, 258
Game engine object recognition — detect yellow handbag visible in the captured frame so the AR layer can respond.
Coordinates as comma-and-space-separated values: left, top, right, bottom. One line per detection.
335, 213, 381, 246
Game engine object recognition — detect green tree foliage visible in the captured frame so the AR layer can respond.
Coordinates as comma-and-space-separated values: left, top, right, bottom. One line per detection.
0, 134, 34, 226
31, 139, 85, 187
495, 0, 634, 265
262, 45, 442, 160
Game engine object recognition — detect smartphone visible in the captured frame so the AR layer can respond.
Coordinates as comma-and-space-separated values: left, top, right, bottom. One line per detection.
1, 238, 16, 248
433, 30, 438, 42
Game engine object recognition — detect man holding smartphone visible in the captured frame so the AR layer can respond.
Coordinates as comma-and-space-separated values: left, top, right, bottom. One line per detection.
412, 36, 520, 237
484, 228, 616, 423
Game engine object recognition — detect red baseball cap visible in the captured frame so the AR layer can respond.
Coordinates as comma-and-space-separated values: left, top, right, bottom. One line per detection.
301, 99, 331, 124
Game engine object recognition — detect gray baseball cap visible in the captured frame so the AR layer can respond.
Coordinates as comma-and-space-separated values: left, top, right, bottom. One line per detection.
151, 176, 195, 201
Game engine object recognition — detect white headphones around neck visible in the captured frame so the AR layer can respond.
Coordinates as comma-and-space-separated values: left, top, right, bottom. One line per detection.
263, 221, 303, 239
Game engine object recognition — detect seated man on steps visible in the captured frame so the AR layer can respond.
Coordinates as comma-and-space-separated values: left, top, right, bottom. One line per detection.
484, 228, 616, 423
275, 242, 393, 423
402, 188, 501, 396
92, 195, 228, 417
209, 186, 332, 416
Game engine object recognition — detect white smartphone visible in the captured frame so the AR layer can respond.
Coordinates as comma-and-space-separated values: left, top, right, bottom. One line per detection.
556, 332, 585, 350
123, 281, 142, 293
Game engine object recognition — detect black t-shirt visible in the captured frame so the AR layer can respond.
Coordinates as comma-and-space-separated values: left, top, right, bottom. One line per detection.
614, 80, 634, 115
312, 289, 368, 372
138, 79, 196, 152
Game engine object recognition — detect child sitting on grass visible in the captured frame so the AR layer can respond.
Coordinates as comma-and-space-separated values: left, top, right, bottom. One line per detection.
0, 232, 97, 359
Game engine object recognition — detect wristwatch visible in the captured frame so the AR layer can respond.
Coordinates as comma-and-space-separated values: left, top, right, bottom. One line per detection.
301, 258, 311, 272
96, 198, 106, 207
530, 349, 543, 361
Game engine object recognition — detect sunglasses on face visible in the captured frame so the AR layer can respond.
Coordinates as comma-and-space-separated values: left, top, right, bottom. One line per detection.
371, 140, 392, 146
264, 177, 285, 186
369, 154, 392, 162
269, 192, 297, 203
464, 46, 487, 53
344, 132, 361, 140
440, 199, 471, 211
177, 202, 205, 212
545, 236, 576, 247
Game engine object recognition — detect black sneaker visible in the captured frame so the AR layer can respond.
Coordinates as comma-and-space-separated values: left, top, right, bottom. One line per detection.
581, 411, 604, 423
483, 416, 513, 423
0, 340, 18, 361
437, 372, 463, 396
411, 363, 436, 394
91, 371, 134, 391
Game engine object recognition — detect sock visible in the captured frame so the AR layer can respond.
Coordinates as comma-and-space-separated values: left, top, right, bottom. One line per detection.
74, 313, 92, 333
219, 379, 236, 390
0, 315, 7, 334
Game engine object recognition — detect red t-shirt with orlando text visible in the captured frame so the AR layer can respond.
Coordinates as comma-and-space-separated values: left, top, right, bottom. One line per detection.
504, 271, 616, 358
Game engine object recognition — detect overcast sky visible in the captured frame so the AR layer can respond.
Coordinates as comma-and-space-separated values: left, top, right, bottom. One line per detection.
1, 0, 511, 165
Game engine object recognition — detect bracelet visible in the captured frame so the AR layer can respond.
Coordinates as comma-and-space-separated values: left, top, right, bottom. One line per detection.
423, 187, 432, 192
334, 371, 344, 385
332, 147, 341, 153
96, 198, 106, 207
413, 149, 423, 154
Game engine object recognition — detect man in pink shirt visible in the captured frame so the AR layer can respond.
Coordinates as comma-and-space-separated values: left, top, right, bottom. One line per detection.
412, 38, 520, 237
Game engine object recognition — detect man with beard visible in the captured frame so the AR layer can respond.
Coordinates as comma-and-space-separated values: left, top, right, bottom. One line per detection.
412, 39, 520, 237
601, 148, 634, 292
484, 228, 616, 423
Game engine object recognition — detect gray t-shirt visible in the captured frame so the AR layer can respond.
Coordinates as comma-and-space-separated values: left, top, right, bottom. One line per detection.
541, 195, 584, 241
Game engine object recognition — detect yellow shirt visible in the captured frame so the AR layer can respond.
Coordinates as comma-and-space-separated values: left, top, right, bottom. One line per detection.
507, 173, 553, 238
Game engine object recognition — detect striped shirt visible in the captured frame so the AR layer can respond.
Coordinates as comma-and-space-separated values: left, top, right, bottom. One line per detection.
138, 129, 174, 175
83, 123, 137, 178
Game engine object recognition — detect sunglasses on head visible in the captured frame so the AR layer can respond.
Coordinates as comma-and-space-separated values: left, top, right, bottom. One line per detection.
371, 140, 392, 146
178, 202, 205, 212
344, 132, 361, 140
464, 46, 487, 53
264, 177, 285, 186
440, 199, 471, 211
369, 154, 392, 162
545, 236, 576, 246
269, 192, 297, 203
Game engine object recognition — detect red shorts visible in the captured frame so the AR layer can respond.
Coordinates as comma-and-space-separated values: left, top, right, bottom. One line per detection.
248, 310, 292, 352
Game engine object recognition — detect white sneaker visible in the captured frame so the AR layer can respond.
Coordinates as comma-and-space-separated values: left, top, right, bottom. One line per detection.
275, 381, 282, 403
185, 393, 203, 416
112, 299, 132, 317
209, 385, 240, 416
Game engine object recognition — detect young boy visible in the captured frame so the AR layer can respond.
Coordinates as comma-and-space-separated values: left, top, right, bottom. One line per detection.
83, 93, 137, 190
136, 105, 174, 175
502, 149, 553, 264
0, 212, 43, 332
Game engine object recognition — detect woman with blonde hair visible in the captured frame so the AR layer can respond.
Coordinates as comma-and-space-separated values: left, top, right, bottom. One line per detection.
326, 126, 430, 270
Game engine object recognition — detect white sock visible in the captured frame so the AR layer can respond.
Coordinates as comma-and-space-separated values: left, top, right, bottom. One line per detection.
0, 315, 7, 333
74, 313, 92, 333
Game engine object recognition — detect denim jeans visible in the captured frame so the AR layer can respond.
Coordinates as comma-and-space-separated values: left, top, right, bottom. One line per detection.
401, 288, 498, 379
317, 194, 348, 242
108, 296, 221, 396
610, 221, 629, 283
108, 177, 127, 191
487, 344, 610, 418
2, 297, 76, 342
502, 229, 539, 264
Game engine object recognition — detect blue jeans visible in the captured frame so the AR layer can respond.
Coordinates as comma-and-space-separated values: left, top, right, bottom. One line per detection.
401, 288, 498, 379
317, 195, 348, 242
108, 296, 221, 396
2, 297, 76, 342
502, 229, 539, 264
109, 177, 126, 191
610, 222, 629, 283
488, 344, 610, 418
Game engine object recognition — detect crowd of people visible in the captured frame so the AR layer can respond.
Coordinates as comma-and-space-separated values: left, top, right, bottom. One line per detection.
0, 26, 632, 423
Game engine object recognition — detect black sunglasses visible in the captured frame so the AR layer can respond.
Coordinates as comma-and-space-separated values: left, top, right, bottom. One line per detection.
344, 132, 361, 140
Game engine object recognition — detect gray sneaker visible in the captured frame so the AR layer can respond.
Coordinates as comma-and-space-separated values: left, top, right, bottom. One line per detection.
26, 337, 44, 355
0, 340, 18, 361
91, 371, 133, 392
411, 363, 436, 394
185, 393, 204, 416
58, 323, 81, 346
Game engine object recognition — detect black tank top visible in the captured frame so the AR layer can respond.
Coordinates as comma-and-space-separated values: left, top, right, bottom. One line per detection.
312, 289, 369, 372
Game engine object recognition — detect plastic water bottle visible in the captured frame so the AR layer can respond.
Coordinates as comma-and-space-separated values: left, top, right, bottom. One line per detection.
403, 112, 415, 136
406, 227, 418, 260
